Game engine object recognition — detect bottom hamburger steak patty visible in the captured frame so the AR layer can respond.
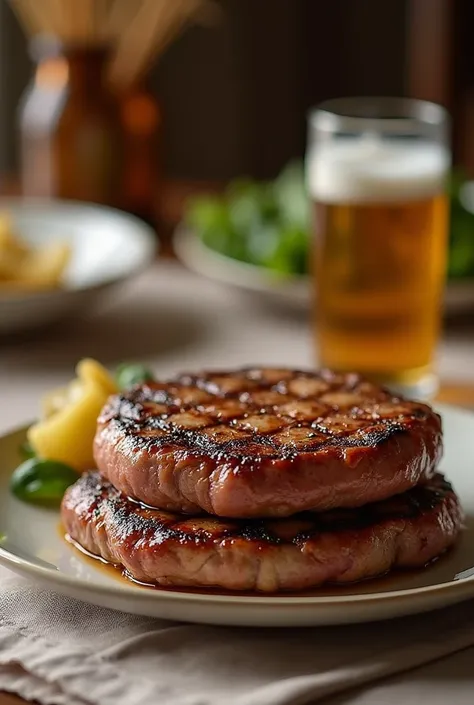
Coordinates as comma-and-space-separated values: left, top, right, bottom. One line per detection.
61, 471, 463, 592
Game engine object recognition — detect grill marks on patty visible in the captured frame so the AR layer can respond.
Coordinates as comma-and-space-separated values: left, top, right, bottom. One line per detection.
99, 367, 436, 461
93, 368, 443, 517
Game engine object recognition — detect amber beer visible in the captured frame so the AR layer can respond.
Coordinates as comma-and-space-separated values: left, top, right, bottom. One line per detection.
308, 120, 450, 396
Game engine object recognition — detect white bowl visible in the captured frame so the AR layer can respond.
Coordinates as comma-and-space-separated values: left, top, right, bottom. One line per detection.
0, 198, 157, 334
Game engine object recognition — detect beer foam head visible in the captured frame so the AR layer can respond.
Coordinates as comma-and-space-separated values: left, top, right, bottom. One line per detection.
306, 135, 450, 203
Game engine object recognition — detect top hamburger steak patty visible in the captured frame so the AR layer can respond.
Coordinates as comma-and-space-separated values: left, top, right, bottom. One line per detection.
93, 367, 443, 518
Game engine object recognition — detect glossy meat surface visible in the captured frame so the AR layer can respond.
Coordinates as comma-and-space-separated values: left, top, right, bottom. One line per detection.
61, 471, 462, 592
94, 368, 443, 517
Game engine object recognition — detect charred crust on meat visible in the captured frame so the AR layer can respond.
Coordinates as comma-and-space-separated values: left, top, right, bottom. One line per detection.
70, 470, 454, 549
97, 368, 440, 463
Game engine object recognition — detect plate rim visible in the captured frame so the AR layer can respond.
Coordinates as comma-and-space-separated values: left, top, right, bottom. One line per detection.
1, 403, 474, 611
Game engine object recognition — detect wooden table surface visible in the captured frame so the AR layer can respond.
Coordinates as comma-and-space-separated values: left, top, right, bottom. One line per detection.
436, 381, 474, 408
0, 695, 25, 704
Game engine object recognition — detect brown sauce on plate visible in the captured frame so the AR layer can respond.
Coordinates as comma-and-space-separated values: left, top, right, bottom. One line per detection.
63, 529, 461, 598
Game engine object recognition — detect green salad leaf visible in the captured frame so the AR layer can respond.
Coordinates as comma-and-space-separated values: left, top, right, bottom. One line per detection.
447, 171, 474, 279
186, 161, 309, 276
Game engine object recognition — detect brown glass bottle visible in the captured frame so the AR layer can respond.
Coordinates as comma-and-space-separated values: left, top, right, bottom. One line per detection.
19, 37, 122, 206
118, 81, 161, 226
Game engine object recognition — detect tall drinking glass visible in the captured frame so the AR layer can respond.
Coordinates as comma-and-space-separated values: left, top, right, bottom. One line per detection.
306, 97, 450, 398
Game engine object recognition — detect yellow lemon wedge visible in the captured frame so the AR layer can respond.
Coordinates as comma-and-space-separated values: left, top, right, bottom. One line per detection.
28, 358, 118, 470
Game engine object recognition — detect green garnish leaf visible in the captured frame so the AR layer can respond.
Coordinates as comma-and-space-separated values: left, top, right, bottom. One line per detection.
19, 440, 36, 460
10, 458, 78, 507
115, 363, 154, 390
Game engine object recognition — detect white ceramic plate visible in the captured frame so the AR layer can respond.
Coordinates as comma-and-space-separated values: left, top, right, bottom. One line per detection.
175, 227, 474, 315
1, 404, 474, 627
0, 198, 156, 334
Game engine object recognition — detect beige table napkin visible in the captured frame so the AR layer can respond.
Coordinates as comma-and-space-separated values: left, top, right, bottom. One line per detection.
1, 564, 474, 705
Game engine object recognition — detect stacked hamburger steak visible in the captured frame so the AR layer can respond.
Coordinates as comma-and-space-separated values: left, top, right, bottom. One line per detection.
61, 368, 463, 592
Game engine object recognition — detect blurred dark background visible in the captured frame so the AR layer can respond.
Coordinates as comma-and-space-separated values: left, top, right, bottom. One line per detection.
1, 0, 471, 184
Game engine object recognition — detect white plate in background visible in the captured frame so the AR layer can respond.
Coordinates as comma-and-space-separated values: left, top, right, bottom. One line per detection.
0, 198, 157, 334
174, 226, 308, 308
1, 405, 474, 627
175, 227, 474, 315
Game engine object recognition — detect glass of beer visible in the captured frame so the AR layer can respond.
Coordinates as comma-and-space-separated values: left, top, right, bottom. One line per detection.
306, 97, 450, 398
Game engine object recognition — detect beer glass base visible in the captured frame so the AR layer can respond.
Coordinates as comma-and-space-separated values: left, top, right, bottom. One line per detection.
376, 372, 439, 401
318, 357, 439, 401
